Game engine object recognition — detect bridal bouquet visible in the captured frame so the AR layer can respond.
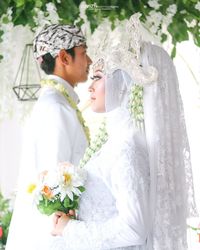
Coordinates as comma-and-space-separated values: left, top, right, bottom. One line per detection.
27, 162, 86, 216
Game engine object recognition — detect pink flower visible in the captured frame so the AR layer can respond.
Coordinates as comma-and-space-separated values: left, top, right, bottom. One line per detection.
0, 226, 3, 238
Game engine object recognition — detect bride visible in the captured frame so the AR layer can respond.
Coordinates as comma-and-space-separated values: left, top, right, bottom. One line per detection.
48, 35, 196, 249
50, 66, 149, 250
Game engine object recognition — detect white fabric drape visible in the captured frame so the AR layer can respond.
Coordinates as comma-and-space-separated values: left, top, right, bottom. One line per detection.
141, 43, 197, 249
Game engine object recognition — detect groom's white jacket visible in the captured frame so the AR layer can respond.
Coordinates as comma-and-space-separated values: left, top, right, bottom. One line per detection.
6, 75, 88, 250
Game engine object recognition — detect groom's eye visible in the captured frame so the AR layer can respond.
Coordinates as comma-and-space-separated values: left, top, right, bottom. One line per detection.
91, 75, 101, 80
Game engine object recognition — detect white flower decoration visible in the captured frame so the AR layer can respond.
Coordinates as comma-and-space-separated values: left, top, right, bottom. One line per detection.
148, 0, 161, 10
195, 2, 200, 12
58, 162, 86, 201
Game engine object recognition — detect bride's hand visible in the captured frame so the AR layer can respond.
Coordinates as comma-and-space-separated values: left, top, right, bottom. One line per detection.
51, 210, 75, 236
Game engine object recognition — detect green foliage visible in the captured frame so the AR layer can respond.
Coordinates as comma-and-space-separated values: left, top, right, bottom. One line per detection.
37, 193, 80, 216
78, 186, 85, 192
0, 0, 199, 58
0, 192, 13, 247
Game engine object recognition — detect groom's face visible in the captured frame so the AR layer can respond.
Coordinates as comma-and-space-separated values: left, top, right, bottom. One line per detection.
67, 45, 92, 84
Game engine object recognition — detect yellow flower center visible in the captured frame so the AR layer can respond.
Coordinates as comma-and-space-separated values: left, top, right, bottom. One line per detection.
27, 184, 36, 194
63, 173, 72, 186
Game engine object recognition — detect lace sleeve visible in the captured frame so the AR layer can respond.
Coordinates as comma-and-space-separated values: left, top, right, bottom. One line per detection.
61, 132, 149, 250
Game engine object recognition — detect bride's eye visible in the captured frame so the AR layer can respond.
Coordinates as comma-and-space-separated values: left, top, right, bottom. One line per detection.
90, 75, 101, 80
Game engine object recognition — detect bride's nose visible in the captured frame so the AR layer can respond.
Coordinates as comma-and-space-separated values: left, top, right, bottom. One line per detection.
88, 83, 94, 92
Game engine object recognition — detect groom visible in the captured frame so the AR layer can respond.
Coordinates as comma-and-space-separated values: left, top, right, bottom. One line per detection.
6, 24, 92, 250
32, 24, 92, 168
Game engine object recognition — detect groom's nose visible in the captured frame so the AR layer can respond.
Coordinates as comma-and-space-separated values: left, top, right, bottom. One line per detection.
87, 55, 92, 65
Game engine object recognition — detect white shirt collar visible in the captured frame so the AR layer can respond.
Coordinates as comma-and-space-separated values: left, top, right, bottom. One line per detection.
46, 74, 80, 104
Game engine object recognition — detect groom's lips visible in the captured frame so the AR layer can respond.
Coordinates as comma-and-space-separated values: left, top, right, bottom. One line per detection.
86, 67, 90, 74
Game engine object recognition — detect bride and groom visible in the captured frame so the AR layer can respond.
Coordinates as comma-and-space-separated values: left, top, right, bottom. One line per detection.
6, 16, 196, 250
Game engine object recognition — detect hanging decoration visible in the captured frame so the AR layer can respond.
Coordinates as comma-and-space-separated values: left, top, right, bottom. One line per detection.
12, 44, 41, 101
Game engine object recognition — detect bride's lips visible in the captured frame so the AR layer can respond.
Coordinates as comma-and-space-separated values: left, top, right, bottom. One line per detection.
90, 96, 96, 101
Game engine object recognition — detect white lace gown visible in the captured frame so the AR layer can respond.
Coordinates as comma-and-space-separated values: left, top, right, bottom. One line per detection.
49, 108, 150, 250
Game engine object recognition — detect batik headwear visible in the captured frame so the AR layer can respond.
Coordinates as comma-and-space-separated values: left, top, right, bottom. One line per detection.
33, 24, 86, 59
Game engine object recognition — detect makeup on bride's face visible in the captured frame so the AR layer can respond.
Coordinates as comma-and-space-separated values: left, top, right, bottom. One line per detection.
88, 70, 106, 113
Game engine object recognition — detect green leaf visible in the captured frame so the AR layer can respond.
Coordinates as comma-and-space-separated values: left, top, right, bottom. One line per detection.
168, 19, 189, 43
78, 186, 85, 192
63, 197, 70, 208
193, 32, 200, 47
0, 191, 13, 245
75, 18, 84, 28
2, 16, 10, 24
0, 192, 9, 211
16, 0, 25, 8
35, 0, 43, 8
171, 46, 176, 58
71, 200, 79, 209
0, 0, 10, 16
37, 197, 67, 216
161, 33, 168, 43
36, 193, 81, 216
56, 0, 79, 24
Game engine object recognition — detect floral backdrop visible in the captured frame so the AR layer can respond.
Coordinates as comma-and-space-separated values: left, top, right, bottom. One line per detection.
0, 0, 199, 121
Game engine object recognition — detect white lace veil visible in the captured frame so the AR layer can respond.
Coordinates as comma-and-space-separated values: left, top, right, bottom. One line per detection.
141, 42, 197, 249
98, 14, 197, 250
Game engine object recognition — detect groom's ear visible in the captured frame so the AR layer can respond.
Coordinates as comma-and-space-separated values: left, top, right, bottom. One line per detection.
57, 49, 71, 66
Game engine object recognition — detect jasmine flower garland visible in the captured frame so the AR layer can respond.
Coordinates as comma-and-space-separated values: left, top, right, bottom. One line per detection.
129, 84, 144, 124
79, 119, 108, 167
80, 84, 145, 168
40, 79, 90, 143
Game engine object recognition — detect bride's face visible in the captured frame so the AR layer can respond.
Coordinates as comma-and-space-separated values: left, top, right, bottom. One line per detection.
88, 70, 106, 113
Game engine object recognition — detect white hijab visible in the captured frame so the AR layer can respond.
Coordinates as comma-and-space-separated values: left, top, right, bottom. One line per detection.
103, 42, 197, 250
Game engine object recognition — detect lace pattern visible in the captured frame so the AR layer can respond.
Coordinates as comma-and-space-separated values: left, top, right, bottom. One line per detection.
50, 110, 149, 250
142, 43, 197, 250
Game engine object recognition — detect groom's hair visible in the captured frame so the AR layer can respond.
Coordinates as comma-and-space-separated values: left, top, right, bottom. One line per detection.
40, 48, 75, 75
